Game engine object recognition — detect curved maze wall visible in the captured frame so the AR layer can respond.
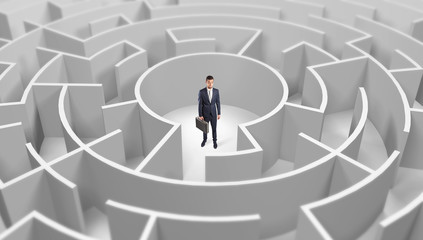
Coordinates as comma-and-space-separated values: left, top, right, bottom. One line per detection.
1, 0, 423, 239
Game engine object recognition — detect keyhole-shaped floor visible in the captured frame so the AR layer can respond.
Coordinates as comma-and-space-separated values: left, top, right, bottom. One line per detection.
164, 104, 259, 181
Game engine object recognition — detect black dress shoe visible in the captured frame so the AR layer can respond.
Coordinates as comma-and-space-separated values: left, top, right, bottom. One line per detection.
201, 140, 206, 147
213, 141, 217, 149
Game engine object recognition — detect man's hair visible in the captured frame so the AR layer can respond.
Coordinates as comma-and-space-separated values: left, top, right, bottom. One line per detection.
206, 75, 214, 81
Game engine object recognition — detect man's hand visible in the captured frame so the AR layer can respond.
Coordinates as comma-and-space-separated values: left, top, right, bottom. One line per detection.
218, 115, 221, 120
199, 116, 204, 120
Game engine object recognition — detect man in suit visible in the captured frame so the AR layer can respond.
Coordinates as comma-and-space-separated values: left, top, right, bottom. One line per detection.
198, 75, 221, 149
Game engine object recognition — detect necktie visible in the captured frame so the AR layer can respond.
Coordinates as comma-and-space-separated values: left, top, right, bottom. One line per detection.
208, 89, 212, 102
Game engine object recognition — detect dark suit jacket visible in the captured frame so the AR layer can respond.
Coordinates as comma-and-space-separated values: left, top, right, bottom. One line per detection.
198, 87, 221, 119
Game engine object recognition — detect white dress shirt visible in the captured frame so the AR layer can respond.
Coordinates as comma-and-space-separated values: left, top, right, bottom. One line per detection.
207, 88, 213, 102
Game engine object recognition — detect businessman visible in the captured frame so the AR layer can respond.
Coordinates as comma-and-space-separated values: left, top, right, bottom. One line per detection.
198, 75, 221, 149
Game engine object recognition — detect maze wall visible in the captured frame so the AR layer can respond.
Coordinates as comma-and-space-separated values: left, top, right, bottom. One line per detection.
1, 0, 423, 239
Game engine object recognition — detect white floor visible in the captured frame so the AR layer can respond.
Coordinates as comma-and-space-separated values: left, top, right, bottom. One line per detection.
39, 137, 67, 163
84, 207, 111, 240
320, 110, 388, 170
164, 105, 259, 182
262, 159, 294, 177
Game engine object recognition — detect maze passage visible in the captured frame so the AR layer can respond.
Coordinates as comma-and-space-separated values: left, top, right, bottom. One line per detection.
1, 0, 423, 239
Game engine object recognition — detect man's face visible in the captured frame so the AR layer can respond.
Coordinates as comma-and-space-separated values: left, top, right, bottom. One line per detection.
206, 79, 214, 89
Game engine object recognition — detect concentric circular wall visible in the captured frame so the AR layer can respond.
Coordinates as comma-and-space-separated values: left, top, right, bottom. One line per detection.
0, 1, 423, 240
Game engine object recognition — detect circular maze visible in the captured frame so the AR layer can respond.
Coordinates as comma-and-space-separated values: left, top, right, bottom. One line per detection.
1, 0, 423, 239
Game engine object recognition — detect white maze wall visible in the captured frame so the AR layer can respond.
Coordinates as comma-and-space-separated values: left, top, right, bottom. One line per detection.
1, 0, 423, 239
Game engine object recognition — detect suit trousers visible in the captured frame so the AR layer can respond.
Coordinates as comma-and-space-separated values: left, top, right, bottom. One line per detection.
203, 114, 217, 142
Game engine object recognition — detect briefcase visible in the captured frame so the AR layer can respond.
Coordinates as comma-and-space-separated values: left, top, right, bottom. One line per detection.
196, 117, 209, 133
